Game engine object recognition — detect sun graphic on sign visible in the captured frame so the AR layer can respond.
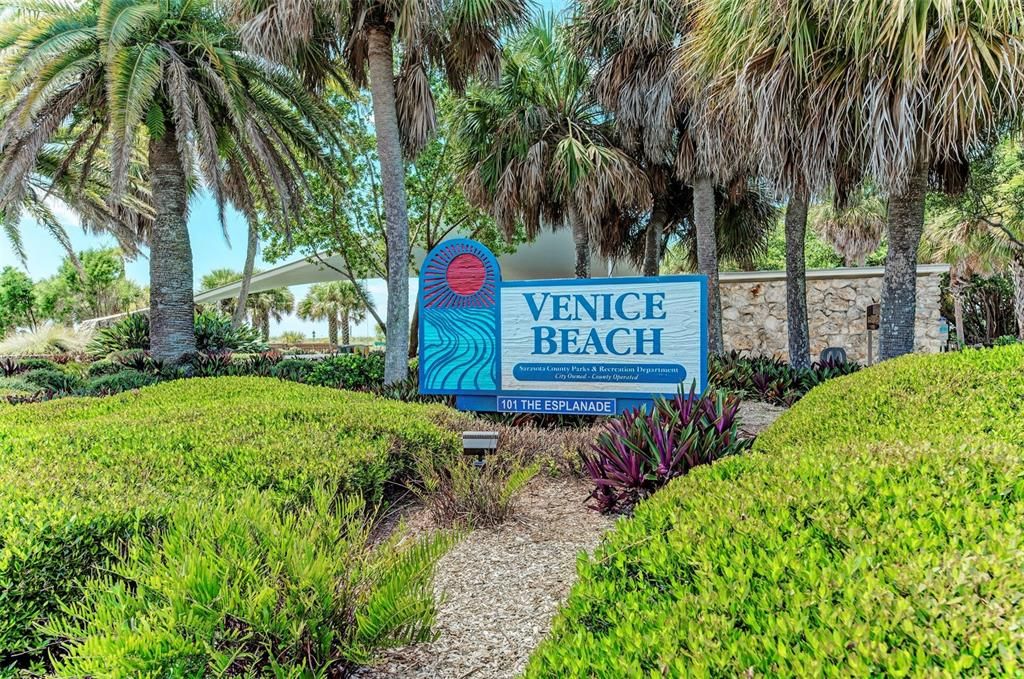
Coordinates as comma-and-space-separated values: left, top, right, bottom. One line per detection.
421, 242, 498, 309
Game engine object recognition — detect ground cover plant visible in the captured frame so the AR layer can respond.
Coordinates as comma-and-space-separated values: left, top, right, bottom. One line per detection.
528, 345, 1024, 676
709, 350, 861, 405
46, 488, 454, 677
0, 378, 458, 662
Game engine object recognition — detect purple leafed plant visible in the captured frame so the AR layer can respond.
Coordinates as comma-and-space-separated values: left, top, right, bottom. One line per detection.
583, 385, 750, 513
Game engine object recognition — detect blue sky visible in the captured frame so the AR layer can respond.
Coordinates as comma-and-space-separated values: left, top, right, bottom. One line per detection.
1, 0, 569, 337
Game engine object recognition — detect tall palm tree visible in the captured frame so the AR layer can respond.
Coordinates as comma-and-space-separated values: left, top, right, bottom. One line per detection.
455, 15, 651, 280
231, 0, 529, 384
570, 0, 754, 354
682, 0, 840, 367
0, 0, 340, 364
685, 0, 1024, 361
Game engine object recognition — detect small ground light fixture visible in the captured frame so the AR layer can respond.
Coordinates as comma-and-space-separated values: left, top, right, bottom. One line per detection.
462, 431, 499, 468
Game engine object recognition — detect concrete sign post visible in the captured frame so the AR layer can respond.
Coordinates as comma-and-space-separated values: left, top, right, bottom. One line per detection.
418, 239, 708, 415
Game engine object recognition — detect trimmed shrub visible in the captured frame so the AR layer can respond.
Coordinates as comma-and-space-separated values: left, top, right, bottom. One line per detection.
271, 356, 316, 382
78, 369, 160, 396
47, 488, 454, 676
0, 377, 459, 659
85, 358, 126, 377
307, 353, 386, 390
582, 386, 749, 513
527, 346, 1024, 677
15, 357, 61, 373
21, 367, 81, 393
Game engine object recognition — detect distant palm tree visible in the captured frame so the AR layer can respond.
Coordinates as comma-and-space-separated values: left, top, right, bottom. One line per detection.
811, 190, 886, 268
248, 288, 295, 342
335, 282, 368, 345
232, 0, 529, 384
455, 15, 651, 279
200, 268, 294, 340
0, 0, 340, 363
298, 282, 367, 347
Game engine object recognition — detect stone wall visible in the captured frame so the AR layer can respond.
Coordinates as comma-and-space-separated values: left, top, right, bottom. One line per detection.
720, 265, 948, 364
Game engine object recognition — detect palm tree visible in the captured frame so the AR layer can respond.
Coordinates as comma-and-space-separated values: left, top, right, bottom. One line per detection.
335, 281, 368, 345
248, 287, 295, 341
231, 0, 529, 384
0, 135, 153, 268
297, 282, 349, 347
685, 0, 1024, 360
0, 0, 340, 364
571, 0, 762, 354
455, 15, 651, 280
811, 190, 886, 267
926, 140, 1024, 341
200, 268, 295, 340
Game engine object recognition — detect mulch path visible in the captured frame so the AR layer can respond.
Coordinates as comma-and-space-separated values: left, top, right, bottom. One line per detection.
356, 478, 613, 679
358, 400, 786, 678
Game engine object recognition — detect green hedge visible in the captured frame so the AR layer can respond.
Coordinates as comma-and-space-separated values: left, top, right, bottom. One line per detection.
0, 377, 458, 658
528, 346, 1024, 676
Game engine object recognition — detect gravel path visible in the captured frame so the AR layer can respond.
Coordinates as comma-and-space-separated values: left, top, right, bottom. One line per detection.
358, 478, 613, 679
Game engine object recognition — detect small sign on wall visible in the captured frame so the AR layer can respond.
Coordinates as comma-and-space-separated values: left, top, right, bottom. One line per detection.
866, 302, 880, 330
418, 239, 708, 414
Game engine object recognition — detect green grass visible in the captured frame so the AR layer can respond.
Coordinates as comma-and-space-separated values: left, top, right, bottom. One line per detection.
527, 345, 1024, 677
0, 377, 458, 658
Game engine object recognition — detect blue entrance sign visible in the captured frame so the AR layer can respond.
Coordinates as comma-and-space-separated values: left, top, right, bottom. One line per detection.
418, 239, 708, 415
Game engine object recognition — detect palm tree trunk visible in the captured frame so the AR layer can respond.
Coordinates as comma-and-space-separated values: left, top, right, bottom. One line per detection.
260, 310, 270, 341
328, 315, 338, 347
879, 164, 928, 360
408, 296, 419, 358
784, 190, 811, 369
233, 221, 258, 328
693, 176, 722, 354
342, 311, 351, 345
367, 27, 410, 384
1011, 254, 1024, 341
642, 195, 667, 277
148, 126, 196, 364
950, 271, 966, 346
569, 201, 591, 279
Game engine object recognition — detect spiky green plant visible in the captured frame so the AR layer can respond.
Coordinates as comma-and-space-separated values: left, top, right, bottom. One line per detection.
46, 487, 456, 675
0, 0, 342, 364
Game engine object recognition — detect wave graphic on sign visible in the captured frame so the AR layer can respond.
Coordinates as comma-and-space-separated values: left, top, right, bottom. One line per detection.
421, 308, 498, 391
